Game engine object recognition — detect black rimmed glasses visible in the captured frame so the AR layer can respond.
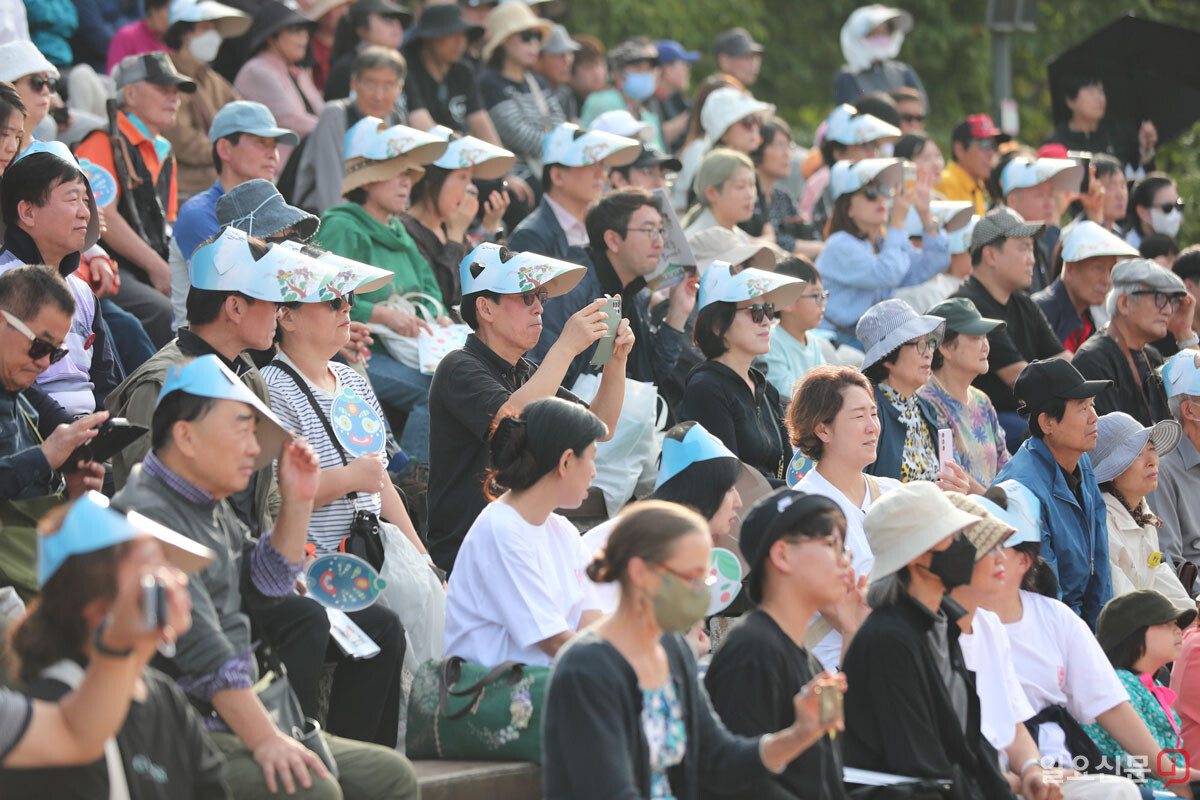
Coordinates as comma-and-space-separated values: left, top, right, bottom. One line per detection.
0, 309, 69, 364
1131, 290, 1186, 313
903, 335, 941, 356
799, 290, 829, 305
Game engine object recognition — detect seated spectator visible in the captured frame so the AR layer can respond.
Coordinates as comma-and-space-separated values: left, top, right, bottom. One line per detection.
891, 86, 925, 133
992, 155, 1084, 293
531, 187, 694, 390
426, 242, 627, 572
402, 3, 494, 138
745, 117, 822, 258
0, 265, 108, 598
950, 207, 1068, 447
161, 0, 250, 200
703, 486, 852, 800
233, 1, 323, 173
675, 88, 773, 214
294, 45, 408, 216
682, 148, 762, 239
112, 354, 418, 798
106, 0, 169, 74
608, 143, 679, 192
544, 499, 840, 800
401, 130, 514, 312
1140, 233, 1179, 271
678, 261, 803, 481
1, 493, 226, 798
0, 143, 121, 416
555, 32, 605, 123
444, 396, 607, 666
1080, 153, 1129, 234
816, 158, 948, 349
0, 80, 22, 174
580, 36, 665, 151
894, 131, 943, 181
170, 101, 299, 327
1123, 172, 1180, 251
651, 38, 697, 152
1149, 349, 1200, 593
533, 24, 578, 111
322, 0, 408, 102
508, 122, 638, 262
1170, 245, 1200, 317
306, 0, 354, 92
0, 41, 57, 146
0, 494, 194, 771
1090, 412, 1192, 609
1073, 259, 1191, 425
313, 118, 447, 466
1045, 72, 1157, 178
843, 481, 1013, 795
920, 297, 1011, 486
834, 5, 925, 106
75, 52, 195, 349
713, 27, 763, 87
995, 358, 1112, 626
215, 178, 318, 242
936, 114, 1000, 215
1033, 221, 1139, 353
805, 103, 901, 232
476, 3, 562, 189
762, 257, 830, 401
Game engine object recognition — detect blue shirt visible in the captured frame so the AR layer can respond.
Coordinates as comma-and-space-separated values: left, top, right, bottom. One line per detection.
762, 325, 826, 401
173, 180, 226, 263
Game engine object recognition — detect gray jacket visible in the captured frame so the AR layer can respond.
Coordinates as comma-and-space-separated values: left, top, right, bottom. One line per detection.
293, 98, 405, 216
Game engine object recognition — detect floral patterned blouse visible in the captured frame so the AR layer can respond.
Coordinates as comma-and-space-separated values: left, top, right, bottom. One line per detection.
642, 679, 687, 799
918, 374, 1010, 486
880, 383, 940, 482
1083, 669, 1184, 789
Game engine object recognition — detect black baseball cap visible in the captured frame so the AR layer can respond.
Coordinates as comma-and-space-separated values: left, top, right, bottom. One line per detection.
1014, 358, 1112, 418
1095, 589, 1196, 654
740, 488, 841, 603
113, 51, 197, 93
630, 144, 681, 172
713, 27, 763, 57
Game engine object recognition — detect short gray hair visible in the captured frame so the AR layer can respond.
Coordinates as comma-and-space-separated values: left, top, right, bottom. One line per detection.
1104, 281, 1146, 318
865, 570, 911, 610
352, 45, 406, 81
1168, 390, 1200, 423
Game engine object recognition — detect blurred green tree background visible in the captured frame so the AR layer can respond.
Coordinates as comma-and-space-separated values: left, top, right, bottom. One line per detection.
565, 0, 1200, 240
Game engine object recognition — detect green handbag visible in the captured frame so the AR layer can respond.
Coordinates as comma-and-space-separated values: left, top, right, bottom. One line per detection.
0, 494, 67, 602
406, 657, 549, 763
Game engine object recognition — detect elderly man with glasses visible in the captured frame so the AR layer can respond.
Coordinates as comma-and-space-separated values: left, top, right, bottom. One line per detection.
1072, 259, 1195, 425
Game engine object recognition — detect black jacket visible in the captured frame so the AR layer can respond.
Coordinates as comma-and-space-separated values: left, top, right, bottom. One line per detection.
543, 631, 765, 800
1071, 330, 1169, 426
843, 594, 1015, 800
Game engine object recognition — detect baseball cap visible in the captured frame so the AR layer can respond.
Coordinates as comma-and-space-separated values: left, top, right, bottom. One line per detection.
630, 144, 681, 173
969, 207, 1047, 255
960, 113, 1001, 140
113, 51, 197, 93
459, 242, 586, 298
713, 27, 763, 57
209, 100, 298, 145
829, 157, 904, 200
656, 39, 699, 64
697, 262, 805, 311
1060, 220, 1139, 263
699, 88, 774, 143
1161, 348, 1200, 399
0, 41, 59, 83
38, 491, 216, 588
825, 104, 902, 147
740, 488, 841, 602
542, 123, 639, 168
999, 157, 1084, 196
1095, 590, 1197, 655
541, 24, 579, 55
926, 297, 1005, 336
1013, 358, 1111, 418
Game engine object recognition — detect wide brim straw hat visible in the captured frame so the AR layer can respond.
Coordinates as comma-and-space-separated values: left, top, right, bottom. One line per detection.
341, 154, 426, 196
481, 1, 552, 62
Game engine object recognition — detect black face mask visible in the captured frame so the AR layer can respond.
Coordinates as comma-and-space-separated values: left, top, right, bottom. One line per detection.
924, 535, 977, 591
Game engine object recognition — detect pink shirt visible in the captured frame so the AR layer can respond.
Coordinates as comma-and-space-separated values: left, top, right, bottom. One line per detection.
233, 50, 324, 175
543, 194, 589, 247
1170, 626, 1200, 764
106, 20, 167, 74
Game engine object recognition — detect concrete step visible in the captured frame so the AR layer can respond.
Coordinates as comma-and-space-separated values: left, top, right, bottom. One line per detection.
413, 760, 542, 800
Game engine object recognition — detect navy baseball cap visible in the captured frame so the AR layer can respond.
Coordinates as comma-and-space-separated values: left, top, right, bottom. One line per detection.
656, 39, 699, 64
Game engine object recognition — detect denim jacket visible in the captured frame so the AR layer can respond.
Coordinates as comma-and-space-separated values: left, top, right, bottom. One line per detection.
994, 437, 1112, 629
0, 389, 57, 501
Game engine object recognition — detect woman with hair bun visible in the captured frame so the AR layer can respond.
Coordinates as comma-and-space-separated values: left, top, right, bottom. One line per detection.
443, 396, 608, 668
544, 500, 841, 800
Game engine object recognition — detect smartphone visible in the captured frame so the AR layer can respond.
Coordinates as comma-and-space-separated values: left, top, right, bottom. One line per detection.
1067, 150, 1092, 193
815, 681, 844, 728
589, 296, 622, 368
66, 417, 148, 469
902, 161, 917, 194
937, 428, 955, 470
142, 574, 167, 629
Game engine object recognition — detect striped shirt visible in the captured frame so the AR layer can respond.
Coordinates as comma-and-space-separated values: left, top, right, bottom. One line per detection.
262, 354, 385, 553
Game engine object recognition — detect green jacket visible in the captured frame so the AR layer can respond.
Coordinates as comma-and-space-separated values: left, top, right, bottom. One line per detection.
314, 202, 444, 323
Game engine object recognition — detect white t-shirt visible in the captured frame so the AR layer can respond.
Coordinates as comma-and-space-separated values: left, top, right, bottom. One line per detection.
581, 517, 621, 614
1000, 590, 1128, 765
444, 501, 600, 667
795, 467, 900, 670
959, 607, 1036, 753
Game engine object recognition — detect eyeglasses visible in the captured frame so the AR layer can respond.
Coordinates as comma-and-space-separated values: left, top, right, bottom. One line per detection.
520, 287, 549, 307
1130, 290, 1186, 312
737, 115, 763, 130
739, 303, 775, 324
974, 138, 997, 152
626, 226, 666, 241
356, 79, 401, 95
1158, 199, 1186, 214
0, 309, 69, 364
518, 29, 544, 44
903, 335, 941, 355
860, 184, 891, 201
791, 534, 853, 563
27, 75, 57, 94
326, 292, 355, 312
799, 290, 829, 305
656, 562, 716, 591
900, 113, 926, 125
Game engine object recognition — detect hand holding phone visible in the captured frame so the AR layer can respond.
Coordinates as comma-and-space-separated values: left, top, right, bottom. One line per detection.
937, 428, 955, 470
589, 295, 622, 367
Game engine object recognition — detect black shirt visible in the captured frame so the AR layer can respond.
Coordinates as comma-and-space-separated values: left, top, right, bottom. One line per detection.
703, 610, 846, 800
426, 334, 581, 572
951, 276, 1064, 412
1071, 331, 1169, 425
403, 53, 483, 133
1044, 118, 1150, 173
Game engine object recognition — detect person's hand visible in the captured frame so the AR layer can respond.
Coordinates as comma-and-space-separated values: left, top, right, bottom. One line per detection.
889, 180, 914, 231
1139, 120, 1158, 159
912, 164, 934, 217
788, 672, 847, 741
819, 570, 869, 636
86, 254, 117, 298
665, 274, 699, 330
64, 461, 105, 498
338, 321, 372, 363
379, 306, 433, 337
252, 731, 329, 795
936, 460, 972, 494
103, 564, 192, 659
684, 622, 710, 658
40, 410, 109, 470
1020, 764, 1062, 800
96, 205, 108, 237
148, 256, 172, 296
347, 452, 388, 495
557, 298, 612, 356
1078, 166, 1106, 223
481, 189, 510, 235
505, 175, 535, 207
435, 316, 454, 327
606, 318, 634, 367
446, 185, 480, 241
1168, 293, 1195, 340
277, 437, 320, 505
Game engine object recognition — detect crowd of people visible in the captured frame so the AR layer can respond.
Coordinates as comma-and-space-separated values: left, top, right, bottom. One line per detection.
1, 0, 1200, 799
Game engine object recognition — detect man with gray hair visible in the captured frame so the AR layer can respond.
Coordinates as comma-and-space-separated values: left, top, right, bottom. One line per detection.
1147, 348, 1200, 593
1072, 259, 1195, 425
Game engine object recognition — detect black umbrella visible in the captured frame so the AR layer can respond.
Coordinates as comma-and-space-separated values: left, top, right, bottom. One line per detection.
1048, 14, 1200, 145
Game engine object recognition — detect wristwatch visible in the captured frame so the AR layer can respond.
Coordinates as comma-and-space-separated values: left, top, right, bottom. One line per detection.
1177, 334, 1199, 350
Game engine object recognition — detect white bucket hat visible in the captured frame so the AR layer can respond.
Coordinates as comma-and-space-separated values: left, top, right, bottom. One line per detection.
999, 157, 1084, 197
168, 0, 252, 38
864, 481, 985, 582
699, 87, 774, 143
829, 157, 904, 200
542, 123, 640, 168
696, 262, 805, 311
1060, 220, 1139, 263
825, 103, 901, 146
1090, 411, 1182, 484
856, 298, 945, 369
0, 41, 59, 82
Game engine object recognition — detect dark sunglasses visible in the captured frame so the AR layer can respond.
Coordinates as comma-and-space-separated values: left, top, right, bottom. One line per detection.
326, 292, 355, 312
1, 309, 69, 364
860, 184, 890, 201
27, 75, 58, 94
737, 115, 763, 130
518, 29, 544, 44
520, 287, 549, 307
1130, 290, 1185, 313
739, 303, 775, 324
1159, 199, 1186, 214
900, 113, 926, 124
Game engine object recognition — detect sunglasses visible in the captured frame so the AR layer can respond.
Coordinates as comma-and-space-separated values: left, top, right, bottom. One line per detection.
739, 303, 775, 323
974, 138, 997, 152
520, 287, 549, 307
27, 75, 57, 94
860, 184, 891, 201
1159, 199, 1186, 214
900, 113, 926, 124
518, 29, 544, 44
903, 335, 941, 355
1130, 290, 1185, 313
326, 292, 355, 312
737, 115, 763, 130
1, 309, 69, 364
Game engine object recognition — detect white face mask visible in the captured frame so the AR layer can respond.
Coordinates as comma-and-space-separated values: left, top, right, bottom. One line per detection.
189, 29, 223, 63
1151, 206, 1183, 238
